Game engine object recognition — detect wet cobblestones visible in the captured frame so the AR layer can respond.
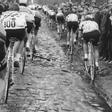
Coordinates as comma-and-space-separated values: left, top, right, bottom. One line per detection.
0, 17, 111, 112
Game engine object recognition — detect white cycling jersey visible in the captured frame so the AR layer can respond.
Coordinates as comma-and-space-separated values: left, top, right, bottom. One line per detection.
1, 11, 27, 30
48, 10, 55, 16
79, 20, 100, 33
20, 6, 35, 23
66, 13, 78, 22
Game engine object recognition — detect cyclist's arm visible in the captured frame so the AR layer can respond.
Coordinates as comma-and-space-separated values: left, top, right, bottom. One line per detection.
0, 22, 6, 41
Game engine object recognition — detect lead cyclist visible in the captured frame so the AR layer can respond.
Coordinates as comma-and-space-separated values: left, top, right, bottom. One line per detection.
0, 3, 27, 84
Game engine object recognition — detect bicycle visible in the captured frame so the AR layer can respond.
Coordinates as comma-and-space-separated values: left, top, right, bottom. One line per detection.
84, 39, 98, 84
66, 28, 74, 63
57, 23, 63, 40
3, 37, 26, 103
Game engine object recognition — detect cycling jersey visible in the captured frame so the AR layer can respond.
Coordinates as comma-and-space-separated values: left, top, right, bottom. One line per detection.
79, 20, 99, 33
1, 11, 26, 30
66, 13, 78, 22
48, 10, 55, 16
20, 6, 35, 23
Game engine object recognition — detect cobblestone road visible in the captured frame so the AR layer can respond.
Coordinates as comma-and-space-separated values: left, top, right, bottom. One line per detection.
0, 16, 111, 112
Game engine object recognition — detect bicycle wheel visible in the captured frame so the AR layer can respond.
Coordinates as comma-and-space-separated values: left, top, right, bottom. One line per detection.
69, 29, 74, 63
58, 24, 62, 40
19, 47, 26, 74
3, 59, 11, 103
31, 34, 35, 61
88, 42, 95, 84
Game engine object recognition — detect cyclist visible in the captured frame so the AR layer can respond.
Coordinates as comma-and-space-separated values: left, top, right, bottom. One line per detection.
1, 2, 27, 66
56, 8, 65, 34
28, 4, 41, 52
65, 4, 79, 45
19, 0, 35, 55
0, 2, 27, 84
78, 13, 100, 69
48, 9, 56, 29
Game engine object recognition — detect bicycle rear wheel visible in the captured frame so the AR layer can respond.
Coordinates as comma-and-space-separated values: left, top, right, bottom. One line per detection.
88, 42, 95, 84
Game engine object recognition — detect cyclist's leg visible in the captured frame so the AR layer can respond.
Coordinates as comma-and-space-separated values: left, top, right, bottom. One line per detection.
83, 33, 89, 61
57, 23, 60, 34
87, 30, 100, 68
14, 29, 26, 66
13, 41, 21, 57
67, 29, 70, 45
61, 16, 65, 31
26, 22, 34, 50
92, 30, 100, 68
34, 16, 41, 51
83, 40, 88, 61
66, 21, 71, 45
50, 15, 55, 29
94, 46, 99, 67
72, 21, 78, 44
57, 16, 62, 34
56, 17, 60, 34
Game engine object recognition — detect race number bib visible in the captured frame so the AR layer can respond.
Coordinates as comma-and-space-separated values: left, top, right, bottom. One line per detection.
4, 18, 16, 29
2, 12, 26, 30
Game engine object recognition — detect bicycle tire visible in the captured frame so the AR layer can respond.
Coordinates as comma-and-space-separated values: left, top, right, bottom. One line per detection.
31, 35, 35, 61
19, 47, 26, 74
3, 59, 11, 103
88, 42, 95, 84
69, 29, 74, 63
58, 25, 62, 40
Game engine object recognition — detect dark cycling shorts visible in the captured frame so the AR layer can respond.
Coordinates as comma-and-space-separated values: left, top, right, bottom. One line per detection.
34, 16, 41, 31
6, 28, 26, 47
27, 22, 34, 33
57, 15, 65, 24
67, 21, 78, 33
6, 28, 26, 41
83, 30, 100, 46
49, 15, 56, 21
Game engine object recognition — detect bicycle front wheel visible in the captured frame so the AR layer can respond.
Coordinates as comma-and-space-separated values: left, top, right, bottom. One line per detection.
19, 47, 26, 75
3, 59, 11, 103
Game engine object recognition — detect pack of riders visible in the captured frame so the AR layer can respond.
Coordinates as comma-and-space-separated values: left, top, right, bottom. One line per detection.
0, 0, 112, 82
